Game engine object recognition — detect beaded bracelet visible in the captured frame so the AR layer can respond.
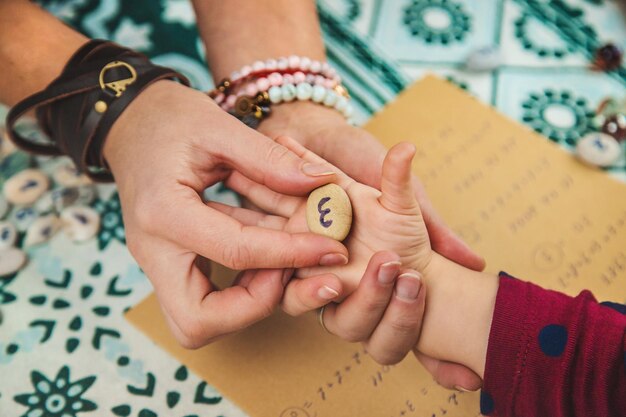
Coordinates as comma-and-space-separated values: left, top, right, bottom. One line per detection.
208, 56, 352, 128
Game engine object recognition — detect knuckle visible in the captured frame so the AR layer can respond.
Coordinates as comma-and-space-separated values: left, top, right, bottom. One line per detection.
369, 348, 407, 366
265, 142, 292, 166
220, 243, 252, 270
338, 327, 366, 343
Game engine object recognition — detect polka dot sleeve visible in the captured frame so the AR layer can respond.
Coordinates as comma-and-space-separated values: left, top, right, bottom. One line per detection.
481, 272, 626, 417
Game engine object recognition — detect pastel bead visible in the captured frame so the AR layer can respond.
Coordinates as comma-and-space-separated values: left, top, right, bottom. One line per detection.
281, 84, 297, 102
240, 65, 252, 77
244, 82, 259, 96
53, 163, 91, 187
256, 77, 270, 92
321, 62, 330, 73
252, 60, 265, 71
314, 75, 326, 86
323, 90, 339, 107
3, 169, 50, 206
230, 71, 241, 81
288, 55, 301, 68
576, 132, 622, 167
60, 206, 100, 242
296, 83, 313, 101
335, 96, 349, 112
324, 78, 335, 89
300, 57, 311, 71
311, 85, 327, 103
282, 74, 295, 85
265, 59, 277, 71
310, 60, 322, 73
305, 184, 352, 241
10, 207, 38, 231
277, 57, 289, 70
0, 247, 27, 276
343, 103, 354, 118
225, 95, 237, 108
293, 71, 306, 84
268, 86, 283, 103
0, 221, 17, 249
268, 72, 283, 86
24, 214, 60, 247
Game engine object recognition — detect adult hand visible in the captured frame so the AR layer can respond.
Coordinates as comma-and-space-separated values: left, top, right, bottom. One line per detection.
102, 81, 350, 348
258, 103, 483, 391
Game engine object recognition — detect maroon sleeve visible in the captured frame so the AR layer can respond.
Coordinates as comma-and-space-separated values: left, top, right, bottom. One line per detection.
481, 272, 626, 417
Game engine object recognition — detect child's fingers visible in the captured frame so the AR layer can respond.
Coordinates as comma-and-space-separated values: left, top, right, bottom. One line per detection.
207, 201, 288, 230
275, 136, 354, 190
225, 171, 302, 218
379, 142, 420, 215
281, 273, 344, 316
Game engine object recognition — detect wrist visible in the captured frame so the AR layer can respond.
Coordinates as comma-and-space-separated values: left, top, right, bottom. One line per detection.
418, 252, 498, 378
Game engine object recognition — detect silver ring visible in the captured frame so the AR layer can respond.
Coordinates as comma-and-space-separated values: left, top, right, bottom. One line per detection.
318, 305, 330, 334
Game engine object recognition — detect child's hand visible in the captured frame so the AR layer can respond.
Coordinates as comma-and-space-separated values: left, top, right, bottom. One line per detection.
220, 136, 431, 294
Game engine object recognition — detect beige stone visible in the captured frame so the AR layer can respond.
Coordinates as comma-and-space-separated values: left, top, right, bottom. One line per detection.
306, 183, 352, 241
3, 169, 49, 206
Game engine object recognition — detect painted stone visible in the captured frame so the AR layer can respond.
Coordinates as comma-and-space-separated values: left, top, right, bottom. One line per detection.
60, 206, 100, 242
576, 132, 622, 167
306, 184, 352, 241
53, 163, 91, 187
0, 221, 17, 250
3, 169, 49, 206
24, 214, 61, 247
10, 206, 38, 231
0, 247, 27, 276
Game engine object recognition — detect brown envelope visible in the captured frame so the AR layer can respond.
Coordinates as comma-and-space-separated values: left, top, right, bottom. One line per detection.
127, 76, 626, 417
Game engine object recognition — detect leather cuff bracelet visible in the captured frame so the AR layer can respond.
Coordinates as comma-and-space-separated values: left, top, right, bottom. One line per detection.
5, 40, 190, 182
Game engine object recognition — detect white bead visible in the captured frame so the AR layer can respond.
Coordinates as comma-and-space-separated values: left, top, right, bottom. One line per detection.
465, 46, 503, 72
0, 221, 17, 249
10, 207, 38, 231
53, 163, 91, 187
252, 60, 265, 71
311, 85, 327, 103
335, 96, 349, 112
321, 62, 330, 73
0, 197, 9, 220
300, 57, 311, 71
342, 103, 354, 118
60, 206, 100, 242
3, 169, 50, 206
288, 55, 300, 68
277, 57, 289, 70
310, 60, 322, 73
230, 71, 241, 81
576, 132, 622, 167
265, 59, 277, 70
0, 247, 27, 276
281, 84, 297, 102
24, 214, 60, 247
268, 86, 283, 104
323, 90, 339, 107
296, 83, 313, 101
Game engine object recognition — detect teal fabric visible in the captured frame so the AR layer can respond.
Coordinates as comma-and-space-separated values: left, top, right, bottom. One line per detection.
1, 1, 625, 416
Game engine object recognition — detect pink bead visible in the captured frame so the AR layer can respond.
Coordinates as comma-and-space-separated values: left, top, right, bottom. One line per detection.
230, 71, 241, 81
252, 60, 265, 71
220, 103, 230, 111
324, 78, 335, 89
310, 60, 322, 73
277, 57, 289, 70
240, 65, 252, 77
321, 62, 330, 73
293, 71, 306, 84
256, 77, 270, 91
265, 59, 277, 71
245, 82, 259, 96
314, 75, 326, 86
283, 74, 295, 85
288, 55, 301, 68
214, 92, 225, 104
326, 67, 336, 78
305, 74, 316, 84
300, 57, 311, 71
225, 95, 237, 108
268, 72, 283, 86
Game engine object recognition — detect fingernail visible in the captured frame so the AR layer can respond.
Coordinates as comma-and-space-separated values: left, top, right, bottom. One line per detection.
319, 253, 348, 266
318, 285, 340, 300
395, 273, 422, 301
454, 385, 475, 392
378, 261, 401, 285
301, 162, 335, 177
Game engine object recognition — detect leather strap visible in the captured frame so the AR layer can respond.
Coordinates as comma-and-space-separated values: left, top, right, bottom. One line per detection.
5, 40, 189, 182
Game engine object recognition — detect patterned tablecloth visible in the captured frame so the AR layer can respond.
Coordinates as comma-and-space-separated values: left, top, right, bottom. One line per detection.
1, 1, 625, 416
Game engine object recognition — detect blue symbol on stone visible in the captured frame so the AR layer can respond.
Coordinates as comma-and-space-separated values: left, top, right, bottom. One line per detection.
593, 137, 606, 150
19, 180, 38, 191
318, 197, 333, 228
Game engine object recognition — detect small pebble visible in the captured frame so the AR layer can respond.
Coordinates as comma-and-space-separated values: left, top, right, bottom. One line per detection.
0, 247, 27, 276
53, 163, 91, 187
0, 197, 9, 219
465, 46, 502, 72
576, 132, 622, 167
3, 169, 49, 206
0, 221, 17, 250
306, 184, 352, 241
60, 206, 100, 242
24, 214, 60, 247
10, 206, 38, 231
